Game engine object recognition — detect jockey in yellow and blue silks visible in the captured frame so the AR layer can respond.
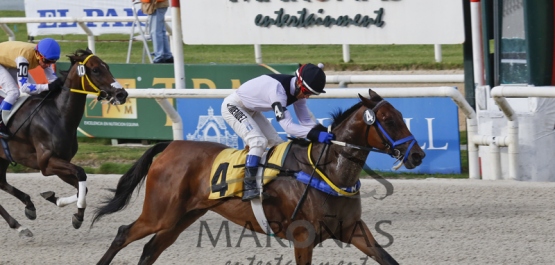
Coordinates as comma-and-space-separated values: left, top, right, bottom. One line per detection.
0, 38, 63, 138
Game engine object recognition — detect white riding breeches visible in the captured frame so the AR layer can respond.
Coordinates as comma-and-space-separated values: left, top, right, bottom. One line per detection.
221, 92, 284, 157
0, 65, 25, 105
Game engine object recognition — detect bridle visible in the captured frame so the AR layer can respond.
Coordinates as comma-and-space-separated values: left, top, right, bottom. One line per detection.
69, 53, 122, 104
331, 100, 417, 170
70, 54, 102, 96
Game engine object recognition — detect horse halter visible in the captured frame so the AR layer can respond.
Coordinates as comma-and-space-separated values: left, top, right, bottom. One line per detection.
332, 100, 417, 170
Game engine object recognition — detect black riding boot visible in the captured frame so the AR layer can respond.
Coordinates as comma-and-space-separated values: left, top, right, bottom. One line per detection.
242, 167, 260, 201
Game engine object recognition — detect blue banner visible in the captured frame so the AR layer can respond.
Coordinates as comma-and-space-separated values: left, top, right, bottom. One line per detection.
176, 97, 460, 174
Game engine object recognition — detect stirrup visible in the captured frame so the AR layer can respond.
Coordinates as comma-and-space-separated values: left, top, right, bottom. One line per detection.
242, 189, 270, 201
0, 123, 10, 139
0, 132, 9, 139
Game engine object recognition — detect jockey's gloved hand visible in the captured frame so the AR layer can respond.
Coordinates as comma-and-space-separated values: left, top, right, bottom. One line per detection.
307, 128, 335, 144
317, 132, 335, 144
48, 78, 65, 92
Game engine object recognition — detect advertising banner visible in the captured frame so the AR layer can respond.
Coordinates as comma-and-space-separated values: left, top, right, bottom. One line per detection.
181, 0, 465, 45
54, 62, 299, 139
176, 97, 461, 174
24, 0, 152, 36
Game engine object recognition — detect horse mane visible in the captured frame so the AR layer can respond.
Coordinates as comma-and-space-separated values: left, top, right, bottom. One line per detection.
329, 101, 363, 128
289, 100, 364, 147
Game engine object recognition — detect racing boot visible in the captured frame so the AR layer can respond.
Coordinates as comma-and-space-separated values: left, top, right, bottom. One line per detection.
0, 102, 12, 139
242, 155, 264, 201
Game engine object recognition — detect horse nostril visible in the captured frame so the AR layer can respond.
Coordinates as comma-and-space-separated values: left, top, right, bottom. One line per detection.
116, 91, 128, 104
411, 153, 423, 165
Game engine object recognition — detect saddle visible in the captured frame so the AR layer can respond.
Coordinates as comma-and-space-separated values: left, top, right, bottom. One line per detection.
0, 90, 31, 124
208, 141, 292, 200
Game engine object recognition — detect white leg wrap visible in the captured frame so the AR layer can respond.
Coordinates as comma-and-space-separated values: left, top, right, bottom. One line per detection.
77, 181, 87, 208
56, 194, 77, 207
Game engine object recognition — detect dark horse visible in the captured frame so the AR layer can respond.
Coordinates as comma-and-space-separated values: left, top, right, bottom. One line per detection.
92, 89, 425, 265
0, 49, 128, 236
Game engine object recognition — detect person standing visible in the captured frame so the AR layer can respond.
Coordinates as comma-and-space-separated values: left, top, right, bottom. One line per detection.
221, 63, 335, 201
141, 0, 174, 63
0, 38, 63, 138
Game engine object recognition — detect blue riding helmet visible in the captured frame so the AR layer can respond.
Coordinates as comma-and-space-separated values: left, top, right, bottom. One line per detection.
36, 38, 61, 61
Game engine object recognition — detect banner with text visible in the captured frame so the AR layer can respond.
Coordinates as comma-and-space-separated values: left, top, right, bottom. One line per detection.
181, 0, 465, 45
24, 0, 155, 36
176, 97, 461, 174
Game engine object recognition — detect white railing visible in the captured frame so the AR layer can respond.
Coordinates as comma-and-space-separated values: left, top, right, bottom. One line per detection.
326, 74, 464, 87
117, 86, 477, 178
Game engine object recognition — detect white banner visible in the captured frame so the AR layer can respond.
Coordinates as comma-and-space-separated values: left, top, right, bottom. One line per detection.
24, 0, 147, 36
181, 0, 465, 45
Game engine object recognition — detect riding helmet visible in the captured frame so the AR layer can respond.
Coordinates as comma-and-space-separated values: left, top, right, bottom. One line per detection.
36, 38, 61, 61
295, 63, 326, 95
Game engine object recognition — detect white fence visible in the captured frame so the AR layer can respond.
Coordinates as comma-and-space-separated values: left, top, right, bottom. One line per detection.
122, 87, 479, 179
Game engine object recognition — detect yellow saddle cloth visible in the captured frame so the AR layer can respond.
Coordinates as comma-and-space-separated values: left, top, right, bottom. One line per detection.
208, 141, 292, 199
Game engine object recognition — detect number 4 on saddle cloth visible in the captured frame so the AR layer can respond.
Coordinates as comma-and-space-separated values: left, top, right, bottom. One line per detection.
209, 141, 292, 199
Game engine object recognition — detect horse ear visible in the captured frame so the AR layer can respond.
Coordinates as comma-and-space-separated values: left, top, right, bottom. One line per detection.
359, 89, 383, 108
368, 89, 383, 101
359, 93, 375, 108
86, 47, 93, 54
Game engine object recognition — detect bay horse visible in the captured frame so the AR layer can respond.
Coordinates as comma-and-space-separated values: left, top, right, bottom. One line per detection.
0, 48, 128, 236
92, 89, 425, 265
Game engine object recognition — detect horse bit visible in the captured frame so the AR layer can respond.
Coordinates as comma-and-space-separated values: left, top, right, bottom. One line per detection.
331, 100, 417, 170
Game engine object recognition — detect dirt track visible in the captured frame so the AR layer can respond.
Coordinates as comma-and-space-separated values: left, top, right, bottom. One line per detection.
1, 173, 554, 265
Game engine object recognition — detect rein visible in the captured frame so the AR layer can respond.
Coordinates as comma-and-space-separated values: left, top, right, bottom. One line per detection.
69, 54, 101, 96
306, 142, 359, 197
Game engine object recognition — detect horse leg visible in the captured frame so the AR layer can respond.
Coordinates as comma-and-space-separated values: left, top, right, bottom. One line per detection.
137, 209, 208, 265
0, 203, 33, 237
293, 246, 314, 265
291, 227, 315, 265
340, 220, 398, 265
0, 159, 36, 220
40, 157, 87, 229
40, 173, 79, 207
98, 208, 207, 265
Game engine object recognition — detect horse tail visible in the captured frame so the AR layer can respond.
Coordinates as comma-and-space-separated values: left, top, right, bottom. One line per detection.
91, 141, 171, 226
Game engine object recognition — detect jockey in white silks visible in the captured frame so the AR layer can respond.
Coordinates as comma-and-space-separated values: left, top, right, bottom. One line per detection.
0, 38, 63, 138
221, 63, 335, 201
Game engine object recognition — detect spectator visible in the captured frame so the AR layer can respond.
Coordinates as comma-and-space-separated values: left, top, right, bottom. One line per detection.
141, 0, 174, 63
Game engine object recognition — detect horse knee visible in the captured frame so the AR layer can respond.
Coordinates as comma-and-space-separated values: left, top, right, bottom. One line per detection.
112, 224, 131, 247
76, 167, 87, 182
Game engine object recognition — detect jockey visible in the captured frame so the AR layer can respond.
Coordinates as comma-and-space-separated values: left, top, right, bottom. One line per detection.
0, 38, 64, 138
221, 63, 335, 201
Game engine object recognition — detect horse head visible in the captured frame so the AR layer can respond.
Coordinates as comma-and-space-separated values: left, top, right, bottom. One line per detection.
64, 48, 128, 105
330, 89, 425, 170
357, 89, 425, 169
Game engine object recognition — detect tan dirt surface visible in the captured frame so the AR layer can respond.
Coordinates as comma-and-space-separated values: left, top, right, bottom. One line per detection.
1, 173, 554, 265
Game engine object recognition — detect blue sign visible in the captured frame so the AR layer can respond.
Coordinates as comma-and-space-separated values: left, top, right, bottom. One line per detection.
176, 97, 460, 174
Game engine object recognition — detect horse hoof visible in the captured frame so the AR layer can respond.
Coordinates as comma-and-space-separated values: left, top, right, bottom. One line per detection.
25, 207, 37, 220
18, 228, 34, 238
40, 191, 58, 205
72, 214, 83, 229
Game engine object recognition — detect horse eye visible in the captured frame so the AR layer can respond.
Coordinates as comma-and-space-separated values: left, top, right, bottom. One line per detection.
92, 68, 99, 74
385, 119, 395, 126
